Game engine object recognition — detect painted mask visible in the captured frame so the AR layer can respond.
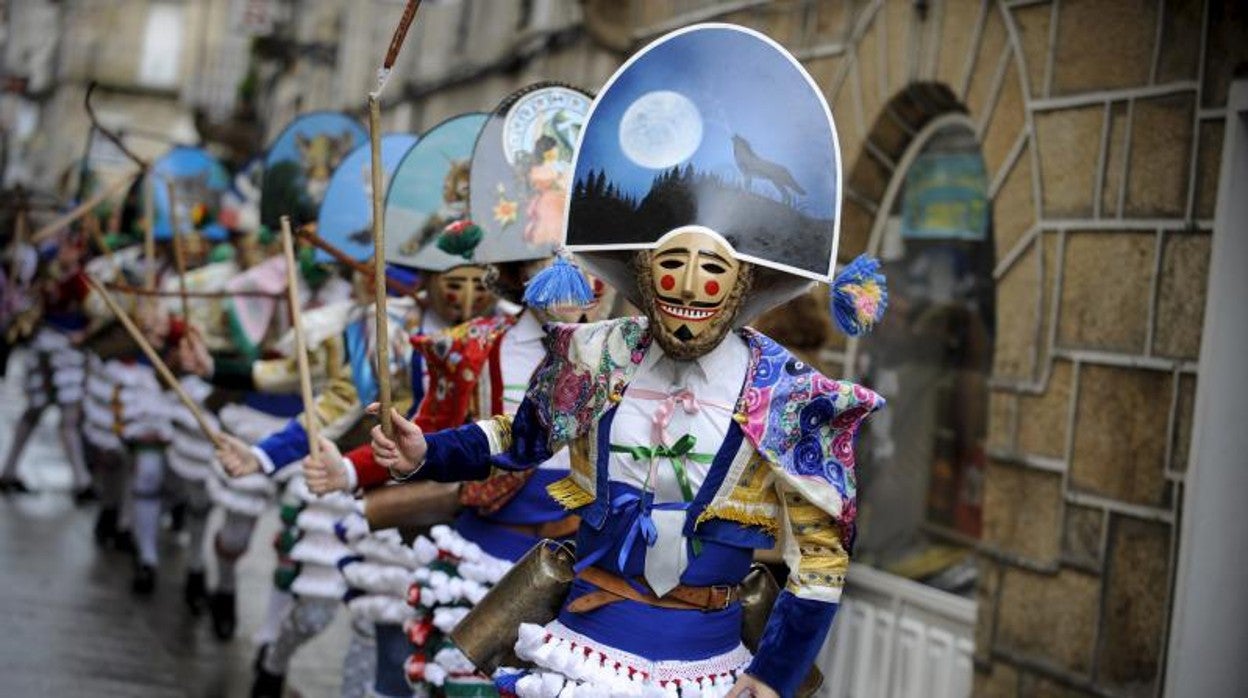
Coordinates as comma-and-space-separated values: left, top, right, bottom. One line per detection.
640, 227, 751, 359
427, 265, 494, 325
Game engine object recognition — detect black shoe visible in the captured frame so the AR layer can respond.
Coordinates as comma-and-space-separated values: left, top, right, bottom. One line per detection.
132, 563, 157, 595
112, 529, 136, 555
209, 590, 238, 640
168, 502, 186, 533
73, 486, 97, 506
250, 664, 285, 698
184, 571, 208, 615
252, 644, 269, 674
0, 477, 32, 494
93, 509, 118, 548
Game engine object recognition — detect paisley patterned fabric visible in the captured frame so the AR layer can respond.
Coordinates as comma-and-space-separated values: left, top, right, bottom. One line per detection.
527, 317, 884, 524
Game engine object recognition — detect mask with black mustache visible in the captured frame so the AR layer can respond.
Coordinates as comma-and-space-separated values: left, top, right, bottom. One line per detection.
636, 228, 753, 361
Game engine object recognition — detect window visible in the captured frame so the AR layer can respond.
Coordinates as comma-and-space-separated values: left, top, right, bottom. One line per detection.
853, 120, 994, 596
138, 3, 185, 89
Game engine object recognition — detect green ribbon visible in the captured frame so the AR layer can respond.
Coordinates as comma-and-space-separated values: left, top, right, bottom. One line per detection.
610, 433, 713, 556
502, 383, 528, 405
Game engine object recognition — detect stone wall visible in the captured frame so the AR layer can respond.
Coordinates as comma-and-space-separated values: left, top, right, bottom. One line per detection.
393, 1, 1242, 696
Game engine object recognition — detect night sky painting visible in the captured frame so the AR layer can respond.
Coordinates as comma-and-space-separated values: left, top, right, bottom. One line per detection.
567, 25, 842, 280
315, 134, 418, 263
261, 112, 368, 233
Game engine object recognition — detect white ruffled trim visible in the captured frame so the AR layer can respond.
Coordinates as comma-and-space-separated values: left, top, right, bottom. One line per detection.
166, 447, 212, 482
512, 621, 751, 697
290, 564, 348, 600
207, 474, 271, 517
218, 403, 292, 444
341, 560, 414, 597
289, 531, 354, 567
353, 530, 420, 569
83, 423, 123, 452
346, 594, 417, 625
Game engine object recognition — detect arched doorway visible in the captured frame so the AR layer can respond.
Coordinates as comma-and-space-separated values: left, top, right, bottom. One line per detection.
818, 113, 991, 698
853, 114, 994, 588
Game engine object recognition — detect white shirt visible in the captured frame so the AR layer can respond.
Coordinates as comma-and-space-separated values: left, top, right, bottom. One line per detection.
606, 334, 751, 593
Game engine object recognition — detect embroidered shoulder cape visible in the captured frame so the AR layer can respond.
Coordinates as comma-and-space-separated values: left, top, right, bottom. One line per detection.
525, 316, 883, 524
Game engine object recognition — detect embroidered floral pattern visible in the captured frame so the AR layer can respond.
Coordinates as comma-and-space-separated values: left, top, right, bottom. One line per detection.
529, 318, 884, 527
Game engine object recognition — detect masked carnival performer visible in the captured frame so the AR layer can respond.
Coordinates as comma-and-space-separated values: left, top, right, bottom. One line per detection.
332, 84, 615, 698
199, 112, 369, 642
298, 111, 505, 698
0, 224, 94, 498
371, 27, 888, 698
142, 146, 245, 614
207, 133, 422, 698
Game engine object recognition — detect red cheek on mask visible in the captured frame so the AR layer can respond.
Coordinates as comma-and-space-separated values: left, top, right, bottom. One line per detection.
446, 293, 458, 303
593, 278, 605, 294
704, 280, 720, 296
660, 275, 675, 291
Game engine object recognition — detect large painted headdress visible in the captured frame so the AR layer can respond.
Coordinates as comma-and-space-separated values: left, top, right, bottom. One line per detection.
565, 24, 848, 324
383, 112, 488, 272
261, 112, 368, 234
147, 146, 231, 241
314, 134, 418, 263
460, 82, 592, 265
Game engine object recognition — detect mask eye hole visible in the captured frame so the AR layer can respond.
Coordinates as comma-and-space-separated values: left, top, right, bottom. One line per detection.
658, 259, 684, 270
701, 262, 726, 274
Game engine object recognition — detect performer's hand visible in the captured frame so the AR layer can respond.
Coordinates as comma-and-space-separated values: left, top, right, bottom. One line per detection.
304, 437, 349, 494
178, 326, 214, 377
725, 675, 779, 698
367, 403, 426, 477
216, 432, 261, 477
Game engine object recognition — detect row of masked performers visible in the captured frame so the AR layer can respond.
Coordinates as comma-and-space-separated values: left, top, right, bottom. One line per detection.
0, 24, 887, 698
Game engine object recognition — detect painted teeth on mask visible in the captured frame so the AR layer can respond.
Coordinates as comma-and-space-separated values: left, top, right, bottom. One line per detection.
659, 301, 715, 320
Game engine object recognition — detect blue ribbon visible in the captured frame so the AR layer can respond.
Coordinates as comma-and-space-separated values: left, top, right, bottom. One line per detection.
573, 491, 690, 575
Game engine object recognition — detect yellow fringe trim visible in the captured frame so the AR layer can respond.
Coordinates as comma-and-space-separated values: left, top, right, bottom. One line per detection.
546, 477, 594, 510
697, 502, 781, 536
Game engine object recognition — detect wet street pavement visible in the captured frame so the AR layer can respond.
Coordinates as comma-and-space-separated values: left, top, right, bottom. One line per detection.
0, 351, 350, 697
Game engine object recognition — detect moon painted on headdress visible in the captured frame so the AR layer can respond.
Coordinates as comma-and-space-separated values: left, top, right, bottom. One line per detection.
618, 91, 703, 170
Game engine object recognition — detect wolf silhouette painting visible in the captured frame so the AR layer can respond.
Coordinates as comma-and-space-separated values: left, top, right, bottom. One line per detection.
732, 134, 806, 205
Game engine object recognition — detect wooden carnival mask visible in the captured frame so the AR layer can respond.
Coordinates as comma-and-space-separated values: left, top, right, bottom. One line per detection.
427, 265, 494, 325
640, 227, 752, 360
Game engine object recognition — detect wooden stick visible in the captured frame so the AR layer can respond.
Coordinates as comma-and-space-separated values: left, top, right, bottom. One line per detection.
82, 210, 117, 270
383, 1, 422, 73
83, 274, 221, 449
294, 225, 416, 297
143, 174, 157, 291
368, 95, 393, 438
165, 179, 190, 319
30, 172, 138, 244
280, 216, 321, 461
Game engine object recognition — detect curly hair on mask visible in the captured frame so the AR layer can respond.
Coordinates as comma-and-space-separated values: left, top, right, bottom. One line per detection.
482, 263, 528, 306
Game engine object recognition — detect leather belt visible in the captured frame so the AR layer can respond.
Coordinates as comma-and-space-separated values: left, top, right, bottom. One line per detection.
567, 565, 740, 613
